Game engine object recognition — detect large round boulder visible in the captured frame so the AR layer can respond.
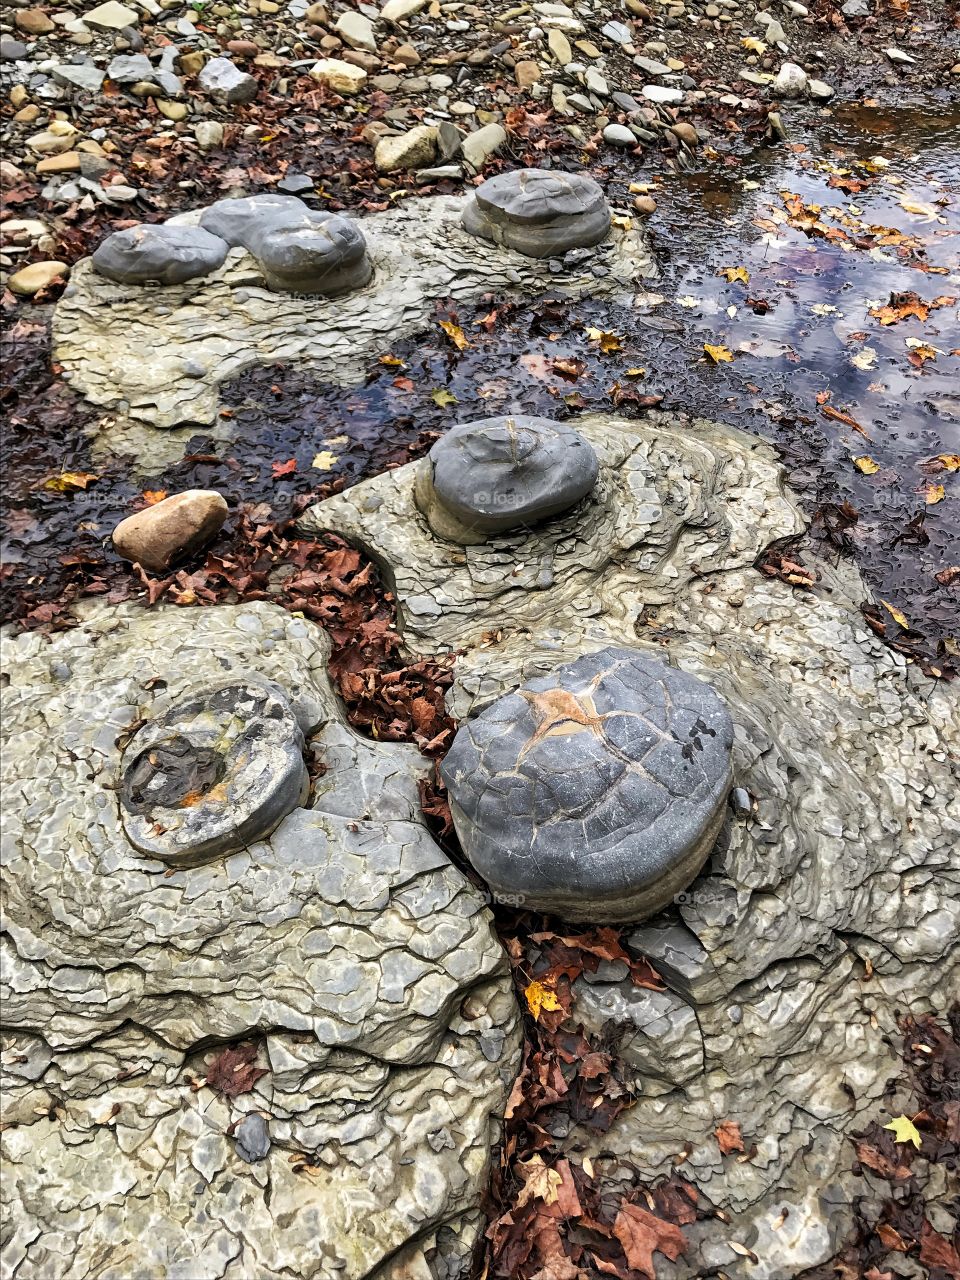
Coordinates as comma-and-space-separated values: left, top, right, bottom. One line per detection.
92, 223, 229, 285
119, 679, 309, 864
440, 646, 735, 921
414, 415, 599, 544
461, 168, 612, 258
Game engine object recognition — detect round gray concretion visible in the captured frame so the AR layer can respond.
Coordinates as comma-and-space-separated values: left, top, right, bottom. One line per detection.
415, 415, 599, 543
440, 647, 735, 922
119, 679, 308, 865
198, 195, 372, 295
461, 168, 612, 258
92, 224, 230, 285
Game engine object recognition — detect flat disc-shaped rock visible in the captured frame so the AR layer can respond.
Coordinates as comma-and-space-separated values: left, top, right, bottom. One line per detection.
92, 224, 229, 285
415, 415, 599, 543
461, 168, 611, 258
119, 680, 308, 864
198, 194, 330, 251
441, 647, 735, 921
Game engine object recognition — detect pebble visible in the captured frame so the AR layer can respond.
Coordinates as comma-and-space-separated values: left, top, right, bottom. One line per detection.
633, 194, 656, 214
310, 57, 367, 93
515, 60, 541, 88
642, 84, 683, 103
460, 122, 506, 171
8, 260, 69, 295
773, 60, 807, 96
884, 46, 916, 64
36, 152, 82, 174
603, 123, 637, 148
2, 39, 30, 60
547, 28, 572, 64
584, 67, 608, 95
601, 20, 632, 43
380, 0, 428, 20
15, 8, 55, 34
194, 120, 224, 150
199, 56, 258, 103
375, 124, 437, 171
730, 787, 752, 817
53, 64, 106, 92
808, 78, 834, 99
84, 0, 140, 29
840, 0, 869, 14
157, 99, 188, 120
235, 1114, 271, 1164
335, 10, 377, 52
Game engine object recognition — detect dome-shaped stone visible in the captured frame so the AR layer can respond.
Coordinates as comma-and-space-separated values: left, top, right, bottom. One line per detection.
414, 415, 599, 544
92, 223, 229, 285
440, 647, 735, 922
461, 168, 611, 258
119, 680, 308, 865
198, 194, 372, 295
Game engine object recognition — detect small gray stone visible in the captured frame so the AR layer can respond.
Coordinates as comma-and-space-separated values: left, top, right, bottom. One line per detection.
92, 223, 229, 284
603, 123, 638, 148
601, 19, 632, 42
460, 122, 507, 171
193, 120, 224, 150
277, 172, 315, 194
461, 167, 611, 259
633, 54, 671, 75
198, 56, 257, 104
731, 786, 752, 817
234, 1114, 271, 1163
108, 53, 155, 83
1, 39, 29, 60
840, 0, 869, 15
52, 63, 106, 92
415, 415, 599, 543
119, 679, 309, 864
441, 646, 735, 922
808, 78, 835, 100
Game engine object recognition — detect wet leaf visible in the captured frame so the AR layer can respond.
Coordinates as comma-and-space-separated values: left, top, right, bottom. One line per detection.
585, 327, 622, 354
439, 319, 469, 351
880, 601, 911, 631
703, 344, 734, 364
938, 454, 960, 472
430, 388, 458, 408
525, 980, 562, 1020
853, 455, 880, 474
311, 450, 339, 471
884, 1115, 922, 1147
718, 266, 750, 284
923, 483, 945, 505
378, 354, 405, 367
142, 489, 168, 505
41, 471, 98, 493
920, 1220, 960, 1273
271, 458, 297, 478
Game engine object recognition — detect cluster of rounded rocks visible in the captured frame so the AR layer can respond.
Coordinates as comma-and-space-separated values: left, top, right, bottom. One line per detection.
89, 167, 616, 292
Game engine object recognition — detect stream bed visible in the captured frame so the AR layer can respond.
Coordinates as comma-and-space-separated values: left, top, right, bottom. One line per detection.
2, 103, 958, 670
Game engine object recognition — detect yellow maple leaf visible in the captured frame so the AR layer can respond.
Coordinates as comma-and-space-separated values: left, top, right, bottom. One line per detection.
524, 980, 562, 1020
704, 343, 734, 364
741, 36, 767, 52
625, 367, 647, 377
938, 454, 960, 471
379, 354, 405, 368
311, 450, 339, 471
142, 489, 168, 505
718, 266, 750, 285
586, 327, 622, 353
880, 599, 910, 630
42, 471, 98, 492
516, 1156, 562, 1207
884, 1115, 922, 1148
439, 319, 469, 351
924, 482, 946, 505
431, 388, 458, 408
853, 455, 880, 474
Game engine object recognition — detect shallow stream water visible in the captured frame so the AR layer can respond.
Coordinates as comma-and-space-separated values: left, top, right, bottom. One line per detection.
3, 104, 958, 664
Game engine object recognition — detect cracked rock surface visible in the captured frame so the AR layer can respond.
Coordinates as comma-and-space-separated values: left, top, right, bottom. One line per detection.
303, 409, 960, 1275
1, 602, 521, 1280
52, 195, 654, 434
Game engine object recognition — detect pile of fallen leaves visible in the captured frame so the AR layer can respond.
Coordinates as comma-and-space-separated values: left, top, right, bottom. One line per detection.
802, 1006, 960, 1280
482, 916, 714, 1279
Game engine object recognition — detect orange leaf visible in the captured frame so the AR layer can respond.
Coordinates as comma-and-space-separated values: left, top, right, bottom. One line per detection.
714, 1119, 745, 1154
613, 1203, 687, 1278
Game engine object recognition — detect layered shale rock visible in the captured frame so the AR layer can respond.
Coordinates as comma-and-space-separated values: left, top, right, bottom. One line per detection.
461, 168, 612, 258
303, 409, 960, 1276
1, 602, 521, 1280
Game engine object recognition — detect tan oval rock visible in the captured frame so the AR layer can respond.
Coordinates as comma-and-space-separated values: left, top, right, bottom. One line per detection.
112, 490, 228, 574
308, 57, 367, 94
8, 260, 69, 295
374, 124, 437, 173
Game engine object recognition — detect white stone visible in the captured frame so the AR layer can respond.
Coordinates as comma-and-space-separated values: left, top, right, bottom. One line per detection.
309, 57, 368, 94
773, 61, 808, 96
83, 0, 139, 28
379, 0, 427, 21
374, 125, 437, 172
335, 9, 377, 51
460, 123, 507, 171
642, 84, 684, 103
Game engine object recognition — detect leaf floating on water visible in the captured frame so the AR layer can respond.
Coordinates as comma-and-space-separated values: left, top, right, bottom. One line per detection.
899, 196, 942, 222
439, 319, 469, 351
923, 483, 945, 505
41, 471, 98, 493
703, 344, 734, 364
379, 354, 405, 368
937, 454, 960, 472
524, 980, 562, 1020
430, 388, 458, 408
884, 1114, 923, 1148
869, 292, 956, 326
311, 450, 339, 471
585, 326, 622, 353
853, 455, 880, 474
718, 266, 750, 284
880, 600, 911, 631
142, 489, 168, 505
851, 348, 878, 370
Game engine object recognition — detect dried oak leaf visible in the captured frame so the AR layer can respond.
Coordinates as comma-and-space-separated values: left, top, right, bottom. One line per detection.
920, 1220, 960, 1275
714, 1119, 745, 1154
613, 1203, 687, 1278
205, 1042, 268, 1098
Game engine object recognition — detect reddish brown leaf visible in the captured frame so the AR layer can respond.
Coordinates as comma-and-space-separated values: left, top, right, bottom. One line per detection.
204, 1042, 268, 1098
613, 1203, 687, 1278
714, 1120, 745, 1154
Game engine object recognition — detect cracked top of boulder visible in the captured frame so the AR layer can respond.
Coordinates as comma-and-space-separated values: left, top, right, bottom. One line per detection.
441, 646, 735, 921
91, 223, 229, 285
462, 167, 612, 258
119, 679, 308, 864
198, 195, 373, 295
414, 415, 599, 544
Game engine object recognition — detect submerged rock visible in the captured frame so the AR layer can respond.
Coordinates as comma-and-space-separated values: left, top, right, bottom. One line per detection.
461, 167, 611, 258
441, 646, 735, 921
92, 223, 229, 285
415, 415, 599, 544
